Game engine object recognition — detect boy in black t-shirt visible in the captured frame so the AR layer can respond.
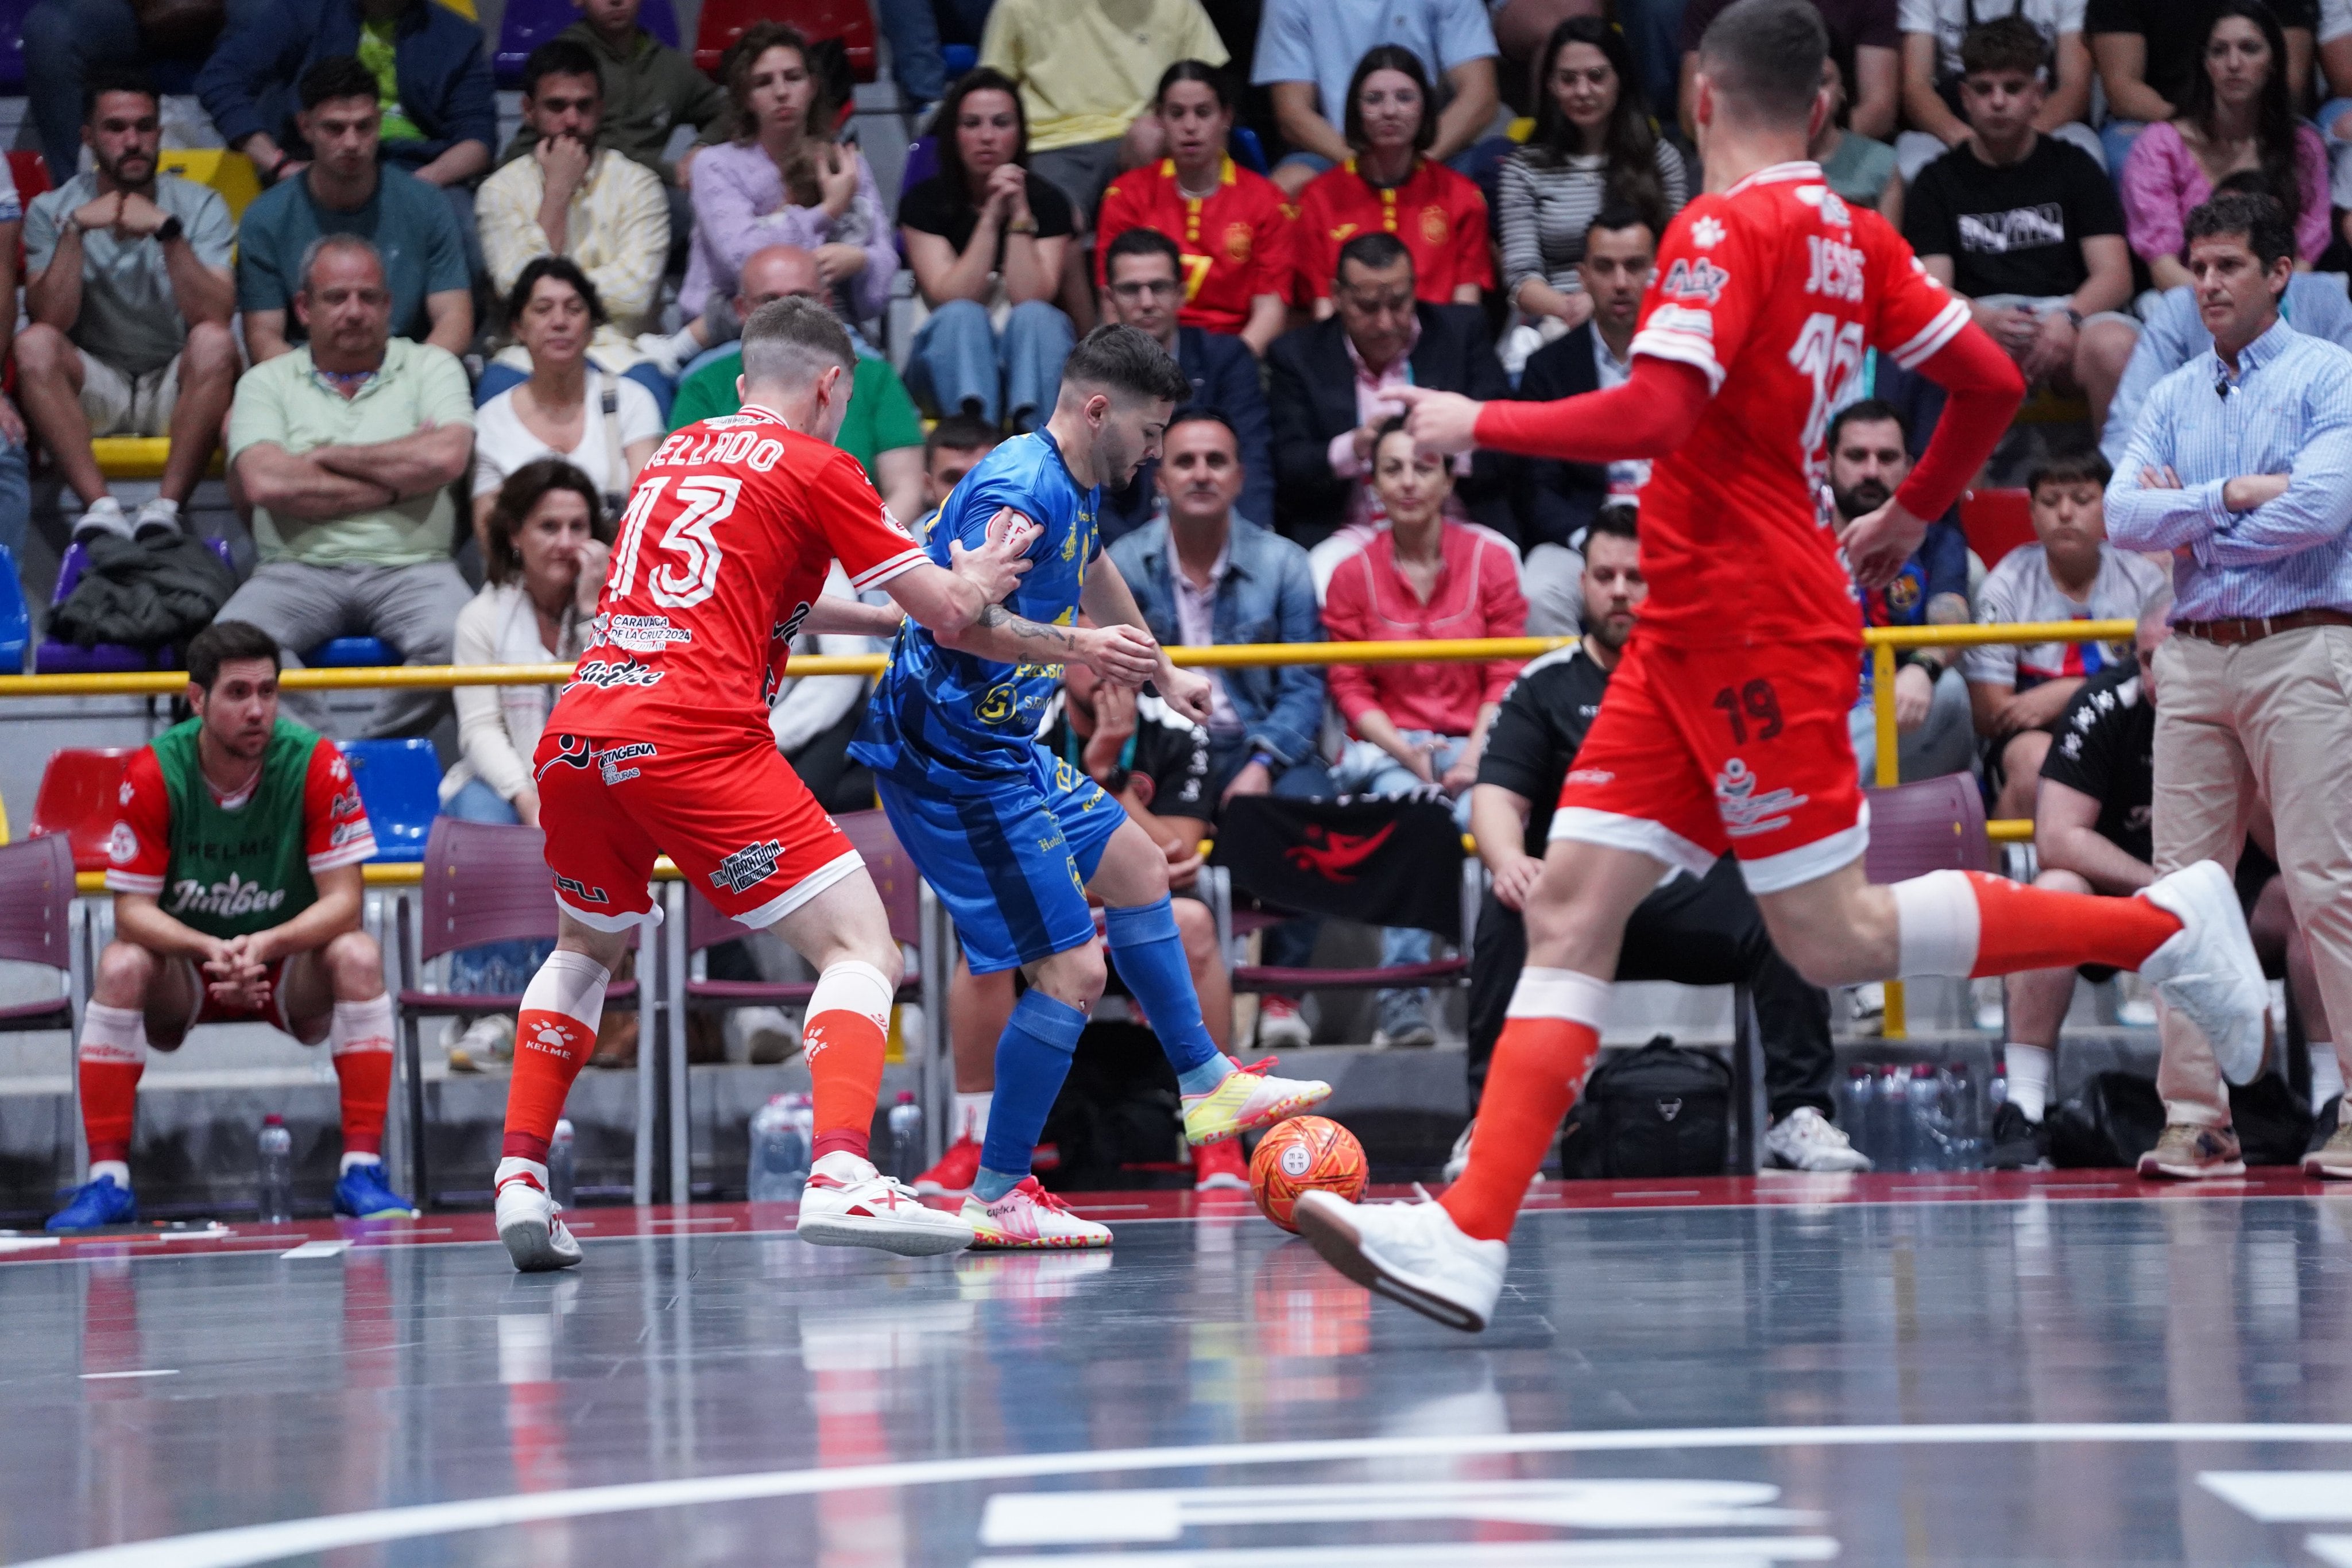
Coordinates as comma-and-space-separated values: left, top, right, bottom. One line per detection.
1906, 17, 2140, 430
1991, 601, 2332, 1172
1456, 509, 1867, 1177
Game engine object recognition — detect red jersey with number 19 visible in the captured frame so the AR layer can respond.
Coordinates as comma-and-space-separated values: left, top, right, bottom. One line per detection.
552, 404, 928, 746
1624, 160, 1970, 649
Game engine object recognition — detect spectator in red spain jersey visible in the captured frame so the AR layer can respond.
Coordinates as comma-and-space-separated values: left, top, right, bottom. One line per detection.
1094, 62, 1297, 358
51, 620, 412, 1233
1294, 47, 1495, 314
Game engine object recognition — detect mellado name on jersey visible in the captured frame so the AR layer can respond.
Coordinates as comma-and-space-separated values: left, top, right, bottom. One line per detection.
166, 873, 290, 920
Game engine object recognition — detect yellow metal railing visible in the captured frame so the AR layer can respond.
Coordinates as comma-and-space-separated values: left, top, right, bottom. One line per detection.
32, 623, 2141, 1034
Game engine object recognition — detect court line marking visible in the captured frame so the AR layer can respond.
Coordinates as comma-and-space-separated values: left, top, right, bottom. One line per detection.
78, 1370, 177, 1381
17, 1422, 2352, 1568
278, 1242, 346, 1260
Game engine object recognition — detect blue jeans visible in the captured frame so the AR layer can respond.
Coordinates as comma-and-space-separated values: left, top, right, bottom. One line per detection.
2101, 119, 2148, 177
441, 779, 554, 993
474, 359, 676, 423
907, 299, 1074, 430
22, 0, 270, 182
0, 436, 29, 563
1332, 732, 1476, 1025
874, 0, 995, 107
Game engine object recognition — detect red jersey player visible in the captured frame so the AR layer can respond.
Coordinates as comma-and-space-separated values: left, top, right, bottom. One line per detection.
1293, 0, 2272, 1332
494, 297, 1045, 1272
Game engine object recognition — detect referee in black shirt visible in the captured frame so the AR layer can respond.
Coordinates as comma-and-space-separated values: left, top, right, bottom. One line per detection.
1453, 508, 1869, 1176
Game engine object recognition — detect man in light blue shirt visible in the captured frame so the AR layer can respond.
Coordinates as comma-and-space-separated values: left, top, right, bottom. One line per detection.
2100, 273, 2352, 466
2103, 191, 2352, 1183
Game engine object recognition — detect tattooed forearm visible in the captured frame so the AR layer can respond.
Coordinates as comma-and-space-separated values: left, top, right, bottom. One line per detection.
974, 604, 1075, 647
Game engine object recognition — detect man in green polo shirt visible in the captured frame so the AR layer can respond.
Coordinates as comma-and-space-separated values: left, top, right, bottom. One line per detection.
669, 244, 926, 526
220, 231, 475, 737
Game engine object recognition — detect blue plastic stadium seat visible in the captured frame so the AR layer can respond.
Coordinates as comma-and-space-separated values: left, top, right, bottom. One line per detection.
496, 0, 677, 84
34, 537, 235, 675
340, 738, 442, 864
309, 637, 399, 667
1231, 126, 1268, 176
941, 42, 976, 78
0, 545, 30, 676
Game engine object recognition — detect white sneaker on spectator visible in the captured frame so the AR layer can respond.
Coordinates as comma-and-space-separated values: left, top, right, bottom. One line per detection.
446, 1014, 514, 1074
131, 497, 183, 540
73, 497, 131, 543
736, 1005, 798, 1064
1442, 1120, 1475, 1183
1848, 981, 1885, 1037
1256, 995, 1310, 1048
1764, 1106, 1872, 1172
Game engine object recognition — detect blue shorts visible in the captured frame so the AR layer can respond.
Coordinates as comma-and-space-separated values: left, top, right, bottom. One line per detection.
873, 745, 1125, 974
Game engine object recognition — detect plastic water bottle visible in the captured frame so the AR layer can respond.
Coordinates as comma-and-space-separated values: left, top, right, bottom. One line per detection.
548, 1118, 576, 1207
885, 1093, 924, 1184
1911, 1062, 1947, 1171
1875, 1063, 1908, 1171
257, 1114, 293, 1223
1838, 1066, 1876, 1164
1939, 1060, 1980, 1170
748, 1094, 810, 1202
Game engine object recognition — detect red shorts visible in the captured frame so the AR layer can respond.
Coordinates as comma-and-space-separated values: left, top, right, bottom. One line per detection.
1551, 635, 1869, 895
532, 730, 865, 930
176, 956, 319, 1040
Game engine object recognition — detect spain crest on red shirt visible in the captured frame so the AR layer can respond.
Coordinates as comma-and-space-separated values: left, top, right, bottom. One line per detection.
1419, 204, 1449, 245
1222, 222, 1252, 263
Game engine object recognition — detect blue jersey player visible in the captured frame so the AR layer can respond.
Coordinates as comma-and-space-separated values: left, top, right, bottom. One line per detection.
852, 326, 1332, 1248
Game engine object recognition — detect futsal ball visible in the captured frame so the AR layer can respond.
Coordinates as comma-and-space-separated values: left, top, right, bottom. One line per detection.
1249, 1116, 1368, 1233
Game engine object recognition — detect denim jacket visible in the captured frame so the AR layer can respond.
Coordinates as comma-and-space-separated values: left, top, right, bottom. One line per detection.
1109, 516, 1326, 771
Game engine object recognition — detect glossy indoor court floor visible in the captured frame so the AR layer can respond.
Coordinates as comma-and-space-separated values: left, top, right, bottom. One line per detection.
7, 1173, 2352, 1567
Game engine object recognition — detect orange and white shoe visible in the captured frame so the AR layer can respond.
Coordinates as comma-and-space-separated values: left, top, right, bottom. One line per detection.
960, 1176, 1111, 1249
913, 1132, 983, 1197
796, 1151, 975, 1256
1193, 1135, 1252, 1191
1181, 1056, 1331, 1146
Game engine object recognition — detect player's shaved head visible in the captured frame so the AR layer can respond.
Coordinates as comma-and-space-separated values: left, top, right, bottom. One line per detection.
740, 295, 856, 389
1697, 0, 1828, 127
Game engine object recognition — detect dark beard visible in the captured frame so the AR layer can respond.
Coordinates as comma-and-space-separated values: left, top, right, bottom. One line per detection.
1833, 481, 1890, 522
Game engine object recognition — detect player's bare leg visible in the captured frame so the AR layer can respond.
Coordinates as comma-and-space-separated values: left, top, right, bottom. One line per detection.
273, 930, 413, 1217
1295, 837, 1660, 1330
764, 869, 974, 1256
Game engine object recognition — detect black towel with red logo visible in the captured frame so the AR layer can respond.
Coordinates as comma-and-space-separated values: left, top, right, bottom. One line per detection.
1212, 796, 1465, 941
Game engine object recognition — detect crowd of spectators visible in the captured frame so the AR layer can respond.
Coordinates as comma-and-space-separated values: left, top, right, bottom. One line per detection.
5, 0, 2346, 1169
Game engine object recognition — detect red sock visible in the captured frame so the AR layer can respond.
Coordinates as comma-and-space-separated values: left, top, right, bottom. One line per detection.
502, 953, 609, 1163
77, 1003, 146, 1167
331, 998, 395, 1158
805, 962, 895, 1163
1964, 871, 2181, 977
1442, 969, 1608, 1244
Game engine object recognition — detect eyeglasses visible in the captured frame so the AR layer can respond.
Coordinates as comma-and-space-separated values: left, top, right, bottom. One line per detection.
1110, 279, 1183, 300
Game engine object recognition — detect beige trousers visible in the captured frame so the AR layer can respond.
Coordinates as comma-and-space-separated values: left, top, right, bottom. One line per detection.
2151, 625, 2352, 1126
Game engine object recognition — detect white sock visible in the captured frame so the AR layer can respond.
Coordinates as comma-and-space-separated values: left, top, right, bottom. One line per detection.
807, 960, 895, 1033
339, 1150, 381, 1174
523, 950, 612, 1035
956, 1090, 992, 1143
2004, 1043, 2054, 1123
1505, 966, 1613, 1027
2313, 1046, 2343, 1116
330, 994, 394, 1058
137, 497, 179, 518
1893, 870, 1983, 978
90, 1159, 131, 1187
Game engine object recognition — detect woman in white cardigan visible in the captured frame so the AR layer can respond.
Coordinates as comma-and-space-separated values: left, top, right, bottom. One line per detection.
439, 460, 610, 1064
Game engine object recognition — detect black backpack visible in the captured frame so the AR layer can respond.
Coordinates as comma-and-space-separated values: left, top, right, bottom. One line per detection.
1036, 1020, 1187, 1191
2048, 1070, 2312, 1168
1558, 1036, 1732, 1179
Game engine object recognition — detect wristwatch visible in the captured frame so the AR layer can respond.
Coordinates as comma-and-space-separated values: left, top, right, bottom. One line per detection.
156, 214, 184, 245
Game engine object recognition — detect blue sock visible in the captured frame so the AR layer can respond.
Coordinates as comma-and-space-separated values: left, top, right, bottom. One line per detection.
1104, 895, 1231, 1093
974, 988, 1088, 1202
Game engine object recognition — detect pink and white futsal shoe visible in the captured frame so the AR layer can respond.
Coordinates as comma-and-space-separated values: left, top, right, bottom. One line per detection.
959, 1176, 1112, 1249
795, 1151, 976, 1256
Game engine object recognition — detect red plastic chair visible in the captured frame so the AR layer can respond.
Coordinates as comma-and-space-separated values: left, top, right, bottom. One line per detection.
29, 749, 137, 873
0, 835, 78, 1035
684, 810, 922, 1011
1862, 775, 1990, 884
394, 818, 640, 1205
1959, 488, 2036, 571
693, 0, 875, 81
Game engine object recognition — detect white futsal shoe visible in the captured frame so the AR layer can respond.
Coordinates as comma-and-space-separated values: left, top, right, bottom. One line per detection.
495, 1161, 583, 1273
960, 1176, 1113, 1249
796, 1151, 976, 1256
2140, 860, 2272, 1085
1293, 1189, 1507, 1333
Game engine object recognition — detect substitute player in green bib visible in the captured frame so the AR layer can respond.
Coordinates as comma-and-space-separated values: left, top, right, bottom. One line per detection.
48, 621, 413, 1230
